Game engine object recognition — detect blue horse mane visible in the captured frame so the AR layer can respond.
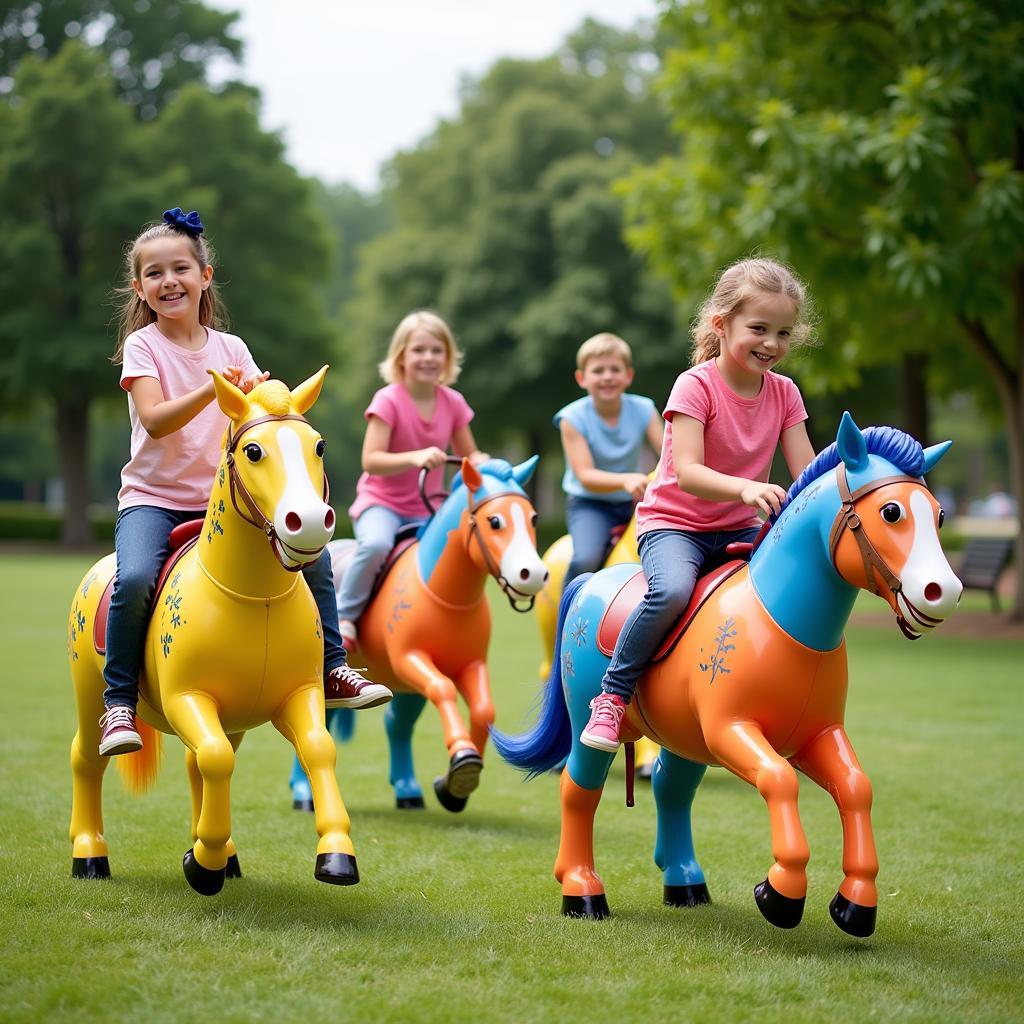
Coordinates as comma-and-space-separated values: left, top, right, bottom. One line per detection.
776, 426, 924, 521
451, 458, 517, 493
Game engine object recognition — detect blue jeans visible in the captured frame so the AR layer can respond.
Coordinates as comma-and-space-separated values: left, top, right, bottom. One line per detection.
565, 495, 635, 587
601, 526, 759, 702
336, 506, 425, 622
103, 505, 347, 710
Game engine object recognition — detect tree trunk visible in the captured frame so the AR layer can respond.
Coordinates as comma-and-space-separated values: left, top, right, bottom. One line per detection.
901, 352, 929, 443
56, 397, 91, 547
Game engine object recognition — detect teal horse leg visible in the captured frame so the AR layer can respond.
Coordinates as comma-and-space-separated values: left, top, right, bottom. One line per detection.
653, 749, 711, 907
386, 692, 427, 809
290, 709, 355, 811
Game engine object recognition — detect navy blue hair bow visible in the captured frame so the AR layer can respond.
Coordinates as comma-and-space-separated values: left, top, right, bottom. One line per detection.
163, 207, 204, 236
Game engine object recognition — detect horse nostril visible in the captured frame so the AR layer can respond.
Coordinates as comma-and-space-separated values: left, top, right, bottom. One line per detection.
543, 570, 549, 583
520, 568, 530, 581
324, 509, 335, 530
924, 582, 942, 602
285, 512, 302, 533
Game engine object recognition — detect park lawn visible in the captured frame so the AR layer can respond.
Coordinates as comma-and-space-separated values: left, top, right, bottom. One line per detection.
0, 551, 1020, 1023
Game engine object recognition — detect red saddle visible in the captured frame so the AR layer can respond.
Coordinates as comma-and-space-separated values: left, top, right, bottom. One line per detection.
93, 519, 204, 655
596, 557, 747, 662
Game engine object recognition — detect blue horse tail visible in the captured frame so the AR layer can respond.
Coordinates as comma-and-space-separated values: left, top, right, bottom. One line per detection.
491, 573, 590, 779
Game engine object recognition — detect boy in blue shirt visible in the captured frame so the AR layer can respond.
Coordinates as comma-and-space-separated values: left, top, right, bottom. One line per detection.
555, 333, 664, 587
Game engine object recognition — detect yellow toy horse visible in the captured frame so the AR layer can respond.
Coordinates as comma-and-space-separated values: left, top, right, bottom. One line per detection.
67, 367, 360, 896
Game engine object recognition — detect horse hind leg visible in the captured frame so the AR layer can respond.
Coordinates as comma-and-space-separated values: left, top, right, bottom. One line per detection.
385, 693, 427, 809
652, 750, 710, 908
69, 725, 112, 879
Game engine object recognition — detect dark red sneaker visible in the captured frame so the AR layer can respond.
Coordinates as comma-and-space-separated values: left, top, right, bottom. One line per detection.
324, 665, 392, 709
98, 705, 142, 756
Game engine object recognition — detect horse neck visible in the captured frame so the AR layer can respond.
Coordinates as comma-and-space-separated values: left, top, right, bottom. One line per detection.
748, 476, 856, 651
198, 457, 296, 600
416, 494, 486, 607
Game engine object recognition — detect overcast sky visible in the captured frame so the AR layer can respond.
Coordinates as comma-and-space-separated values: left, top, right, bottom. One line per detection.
208, 0, 659, 191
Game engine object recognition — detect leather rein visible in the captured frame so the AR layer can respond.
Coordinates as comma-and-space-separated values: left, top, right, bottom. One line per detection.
224, 414, 329, 573
828, 463, 940, 639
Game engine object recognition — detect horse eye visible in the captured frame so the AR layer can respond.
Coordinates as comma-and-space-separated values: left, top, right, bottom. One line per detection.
937, 508, 945, 528
487, 514, 506, 530
243, 443, 264, 463
315, 438, 326, 457
530, 512, 538, 528
880, 501, 904, 524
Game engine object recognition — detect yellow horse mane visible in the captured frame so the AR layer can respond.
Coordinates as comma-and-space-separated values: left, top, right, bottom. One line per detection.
247, 379, 292, 416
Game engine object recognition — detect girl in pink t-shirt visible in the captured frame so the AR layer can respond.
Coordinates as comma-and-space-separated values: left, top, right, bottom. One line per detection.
336, 310, 488, 640
99, 210, 390, 759
581, 258, 818, 753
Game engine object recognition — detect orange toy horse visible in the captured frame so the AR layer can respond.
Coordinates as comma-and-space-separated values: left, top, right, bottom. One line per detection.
67, 369, 362, 895
494, 415, 962, 936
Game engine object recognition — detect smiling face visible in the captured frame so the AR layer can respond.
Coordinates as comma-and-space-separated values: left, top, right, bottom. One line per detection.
400, 328, 450, 389
575, 354, 634, 408
132, 236, 212, 325
713, 290, 797, 392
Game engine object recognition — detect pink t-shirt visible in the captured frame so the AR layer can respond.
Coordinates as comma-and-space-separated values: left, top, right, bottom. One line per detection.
117, 323, 261, 511
637, 360, 807, 535
349, 383, 474, 520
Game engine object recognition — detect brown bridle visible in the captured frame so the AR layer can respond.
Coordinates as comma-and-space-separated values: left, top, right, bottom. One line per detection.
828, 463, 942, 639
224, 414, 330, 573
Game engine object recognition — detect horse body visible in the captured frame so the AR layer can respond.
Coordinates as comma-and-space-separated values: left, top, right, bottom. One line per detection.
494, 414, 962, 936
69, 368, 360, 895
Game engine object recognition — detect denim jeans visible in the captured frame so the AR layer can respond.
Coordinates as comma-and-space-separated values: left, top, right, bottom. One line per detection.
564, 495, 635, 587
103, 505, 348, 710
601, 525, 760, 702
336, 505, 425, 622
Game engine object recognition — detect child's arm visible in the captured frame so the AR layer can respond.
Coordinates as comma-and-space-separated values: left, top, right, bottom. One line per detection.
361, 414, 446, 476
130, 365, 249, 439
451, 424, 489, 466
560, 420, 649, 501
672, 414, 788, 517
780, 422, 815, 480
645, 409, 665, 455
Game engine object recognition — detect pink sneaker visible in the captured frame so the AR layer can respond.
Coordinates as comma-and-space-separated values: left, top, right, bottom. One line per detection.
98, 705, 142, 756
580, 692, 626, 752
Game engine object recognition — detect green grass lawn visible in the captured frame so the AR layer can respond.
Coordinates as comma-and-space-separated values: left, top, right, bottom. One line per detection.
1, 550, 1021, 1023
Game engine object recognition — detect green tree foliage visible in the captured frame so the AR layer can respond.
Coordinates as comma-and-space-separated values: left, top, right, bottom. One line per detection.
0, 0, 241, 116
345, 20, 680, 458
621, 0, 1024, 617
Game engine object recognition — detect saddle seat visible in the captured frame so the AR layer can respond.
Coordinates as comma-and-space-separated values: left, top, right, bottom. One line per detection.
93, 518, 204, 656
596, 540, 756, 662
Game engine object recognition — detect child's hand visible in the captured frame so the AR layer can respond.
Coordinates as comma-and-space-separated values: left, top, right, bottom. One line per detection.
468, 451, 491, 467
622, 473, 650, 502
220, 365, 245, 389
238, 371, 270, 395
740, 481, 788, 517
413, 446, 447, 470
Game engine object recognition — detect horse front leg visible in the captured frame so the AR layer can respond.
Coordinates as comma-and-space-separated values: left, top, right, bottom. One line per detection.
705, 720, 810, 928
457, 659, 494, 759
163, 693, 235, 896
391, 650, 481, 813
273, 685, 358, 886
385, 692, 427, 809
793, 726, 878, 937
652, 749, 710, 908
185, 735, 243, 880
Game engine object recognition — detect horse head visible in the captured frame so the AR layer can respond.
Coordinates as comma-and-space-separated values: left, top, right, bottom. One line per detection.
211, 365, 335, 571
454, 456, 549, 610
827, 412, 962, 638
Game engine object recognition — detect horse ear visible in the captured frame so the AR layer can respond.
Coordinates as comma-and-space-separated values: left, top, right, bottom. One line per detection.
922, 440, 952, 473
836, 411, 868, 472
291, 365, 329, 415
461, 458, 483, 496
209, 369, 250, 421
512, 455, 539, 487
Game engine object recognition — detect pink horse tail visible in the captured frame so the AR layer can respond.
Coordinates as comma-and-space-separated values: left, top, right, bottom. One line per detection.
115, 719, 163, 795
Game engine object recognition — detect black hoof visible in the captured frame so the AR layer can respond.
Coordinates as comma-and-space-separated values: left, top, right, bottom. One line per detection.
754, 878, 804, 929
225, 854, 242, 879
71, 857, 111, 880
445, 748, 483, 799
293, 798, 314, 813
664, 882, 711, 907
433, 775, 469, 813
830, 892, 876, 937
314, 852, 359, 886
182, 848, 226, 896
396, 795, 426, 810
562, 893, 611, 919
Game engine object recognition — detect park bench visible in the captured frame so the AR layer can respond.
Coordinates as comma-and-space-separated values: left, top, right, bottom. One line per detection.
958, 536, 1014, 611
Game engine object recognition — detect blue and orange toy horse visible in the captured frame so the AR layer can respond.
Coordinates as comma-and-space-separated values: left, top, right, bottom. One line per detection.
494, 415, 962, 936
311, 456, 548, 812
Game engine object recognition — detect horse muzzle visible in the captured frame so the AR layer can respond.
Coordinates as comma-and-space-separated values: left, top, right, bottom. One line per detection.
273, 500, 336, 569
